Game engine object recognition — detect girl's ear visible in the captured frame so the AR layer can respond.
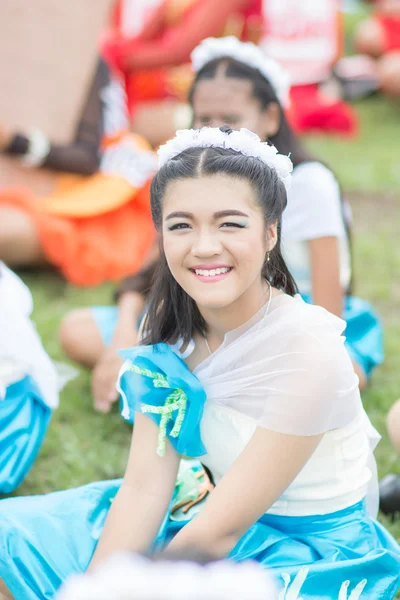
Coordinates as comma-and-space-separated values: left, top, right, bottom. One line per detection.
267, 222, 278, 252
261, 102, 280, 138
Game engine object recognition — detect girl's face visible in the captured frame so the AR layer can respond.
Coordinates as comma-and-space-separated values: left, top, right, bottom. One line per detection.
192, 71, 280, 140
162, 174, 277, 312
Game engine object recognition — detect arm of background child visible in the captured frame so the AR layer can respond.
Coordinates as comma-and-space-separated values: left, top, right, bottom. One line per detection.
309, 236, 343, 317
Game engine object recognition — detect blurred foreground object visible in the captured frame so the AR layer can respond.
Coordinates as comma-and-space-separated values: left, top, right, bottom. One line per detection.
0, 0, 113, 195
57, 553, 277, 600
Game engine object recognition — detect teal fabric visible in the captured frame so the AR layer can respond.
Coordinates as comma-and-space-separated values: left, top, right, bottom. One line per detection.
0, 480, 399, 599
0, 376, 51, 495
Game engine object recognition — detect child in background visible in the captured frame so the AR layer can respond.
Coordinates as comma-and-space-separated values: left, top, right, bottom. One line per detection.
354, 0, 400, 96
0, 59, 158, 287
102, 0, 263, 147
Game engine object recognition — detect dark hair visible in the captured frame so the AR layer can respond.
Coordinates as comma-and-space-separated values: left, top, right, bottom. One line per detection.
188, 57, 314, 168
142, 127, 298, 346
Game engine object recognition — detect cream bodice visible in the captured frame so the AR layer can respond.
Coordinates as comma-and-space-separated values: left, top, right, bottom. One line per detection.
199, 402, 377, 517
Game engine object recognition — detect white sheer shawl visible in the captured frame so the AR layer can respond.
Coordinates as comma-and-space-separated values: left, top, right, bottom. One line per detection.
194, 294, 362, 436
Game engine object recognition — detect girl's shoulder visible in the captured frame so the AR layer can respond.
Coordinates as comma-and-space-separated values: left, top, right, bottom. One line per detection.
283, 161, 344, 240
291, 160, 339, 195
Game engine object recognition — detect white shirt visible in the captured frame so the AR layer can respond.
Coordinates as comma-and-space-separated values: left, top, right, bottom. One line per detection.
281, 161, 351, 295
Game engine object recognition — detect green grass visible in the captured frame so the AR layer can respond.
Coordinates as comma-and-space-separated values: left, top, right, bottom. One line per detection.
305, 97, 400, 192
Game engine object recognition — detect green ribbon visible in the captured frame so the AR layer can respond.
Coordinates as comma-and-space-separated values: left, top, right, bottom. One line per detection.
129, 364, 187, 457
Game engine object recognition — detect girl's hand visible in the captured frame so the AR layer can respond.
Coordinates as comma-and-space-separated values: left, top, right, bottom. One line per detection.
91, 347, 124, 413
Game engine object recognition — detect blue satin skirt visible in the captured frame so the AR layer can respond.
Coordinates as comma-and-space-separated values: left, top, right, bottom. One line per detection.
0, 475, 399, 600
0, 376, 51, 495
302, 294, 384, 379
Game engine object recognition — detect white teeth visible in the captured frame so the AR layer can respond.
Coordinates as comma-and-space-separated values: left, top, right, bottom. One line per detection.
194, 267, 230, 276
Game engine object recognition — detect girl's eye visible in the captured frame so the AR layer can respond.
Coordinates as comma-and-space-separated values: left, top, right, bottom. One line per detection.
220, 222, 247, 229
168, 223, 191, 231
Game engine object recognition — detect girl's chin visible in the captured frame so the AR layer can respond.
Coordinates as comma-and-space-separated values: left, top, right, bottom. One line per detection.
191, 293, 239, 311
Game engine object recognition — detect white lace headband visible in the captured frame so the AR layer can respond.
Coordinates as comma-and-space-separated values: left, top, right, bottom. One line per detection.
191, 36, 291, 108
57, 553, 277, 600
157, 127, 293, 191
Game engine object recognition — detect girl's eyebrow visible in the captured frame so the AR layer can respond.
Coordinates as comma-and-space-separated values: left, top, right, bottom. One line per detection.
214, 210, 249, 218
165, 211, 193, 220
165, 210, 249, 220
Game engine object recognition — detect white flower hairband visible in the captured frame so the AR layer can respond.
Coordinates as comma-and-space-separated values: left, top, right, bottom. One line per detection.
157, 127, 293, 191
191, 36, 291, 108
57, 553, 277, 600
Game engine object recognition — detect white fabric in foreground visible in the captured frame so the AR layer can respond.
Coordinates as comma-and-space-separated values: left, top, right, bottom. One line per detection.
57, 552, 277, 600
194, 294, 361, 436
0, 263, 59, 408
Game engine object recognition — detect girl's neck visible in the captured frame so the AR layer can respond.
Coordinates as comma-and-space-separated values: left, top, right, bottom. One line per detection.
199, 280, 271, 347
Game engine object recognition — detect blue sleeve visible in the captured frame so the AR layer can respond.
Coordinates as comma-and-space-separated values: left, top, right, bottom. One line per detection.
117, 343, 207, 458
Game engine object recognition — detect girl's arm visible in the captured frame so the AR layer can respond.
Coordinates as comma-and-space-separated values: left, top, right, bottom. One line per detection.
309, 236, 343, 317
89, 413, 180, 570
0, 59, 108, 176
166, 428, 322, 560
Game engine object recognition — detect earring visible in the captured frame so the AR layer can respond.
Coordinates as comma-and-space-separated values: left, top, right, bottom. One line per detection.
267, 252, 271, 263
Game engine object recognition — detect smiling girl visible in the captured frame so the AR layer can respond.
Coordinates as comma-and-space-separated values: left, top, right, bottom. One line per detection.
60, 38, 382, 412
0, 127, 398, 600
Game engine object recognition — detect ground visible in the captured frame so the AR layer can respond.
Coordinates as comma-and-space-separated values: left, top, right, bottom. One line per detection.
5, 5, 400, 554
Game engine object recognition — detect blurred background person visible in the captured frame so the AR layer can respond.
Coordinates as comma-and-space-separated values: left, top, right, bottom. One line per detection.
353, 0, 400, 97
260, 0, 359, 136
101, 0, 263, 147
0, 59, 158, 287
379, 399, 400, 518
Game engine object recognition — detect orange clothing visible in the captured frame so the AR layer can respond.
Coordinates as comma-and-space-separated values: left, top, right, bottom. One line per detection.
0, 136, 157, 286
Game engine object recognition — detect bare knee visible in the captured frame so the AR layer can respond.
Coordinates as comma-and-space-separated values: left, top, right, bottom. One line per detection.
0, 578, 13, 600
0, 206, 44, 267
387, 399, 400, 453
353, 18, 386, 57
59, 308, 105, 368
378, 51, 400, 96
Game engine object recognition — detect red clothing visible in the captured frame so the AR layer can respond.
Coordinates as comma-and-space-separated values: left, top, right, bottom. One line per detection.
102, 0, 262, 111
375, 14, 400, 51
